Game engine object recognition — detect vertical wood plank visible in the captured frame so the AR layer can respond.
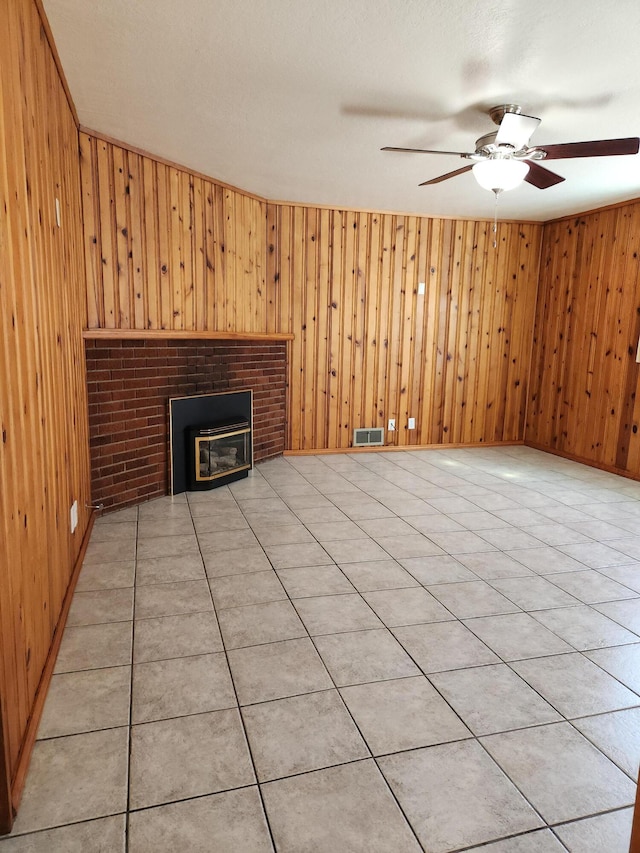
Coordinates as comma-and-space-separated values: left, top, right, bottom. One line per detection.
112, 145, 130, 327
156, 164, 172, 329
193, 177, 206, 330
79, 133, 102, 327
95, 141, 117, 327
127, 152, 146, 330
142, 157, 159, 329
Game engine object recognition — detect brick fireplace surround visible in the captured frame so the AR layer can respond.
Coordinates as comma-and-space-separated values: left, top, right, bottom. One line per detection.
85, 339, 287, 511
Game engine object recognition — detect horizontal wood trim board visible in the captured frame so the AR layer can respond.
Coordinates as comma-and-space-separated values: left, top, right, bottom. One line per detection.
284, 440, 525, 456
10, 511, 96, 817
82, 329, 294, 341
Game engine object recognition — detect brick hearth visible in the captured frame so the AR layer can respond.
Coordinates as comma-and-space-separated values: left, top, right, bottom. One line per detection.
85, 340, 287, 511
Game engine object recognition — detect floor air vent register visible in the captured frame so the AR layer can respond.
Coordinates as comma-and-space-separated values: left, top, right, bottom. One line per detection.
353, 427, 384, 447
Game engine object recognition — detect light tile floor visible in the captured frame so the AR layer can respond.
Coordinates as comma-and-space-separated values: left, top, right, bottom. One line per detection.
2, 446, 640, 852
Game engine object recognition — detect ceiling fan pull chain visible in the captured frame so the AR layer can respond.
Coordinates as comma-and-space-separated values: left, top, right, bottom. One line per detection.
492, 189, 500, 249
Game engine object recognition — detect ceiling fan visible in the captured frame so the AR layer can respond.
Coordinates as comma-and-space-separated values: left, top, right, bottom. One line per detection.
382, 105, 640, 194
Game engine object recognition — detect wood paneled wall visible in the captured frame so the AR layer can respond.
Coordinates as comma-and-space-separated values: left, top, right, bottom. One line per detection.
0, 0, 91, 828
527, 202, 640, 475
80, 133, 269, 334
80, 136, 543, 451
269, 205, 542, 450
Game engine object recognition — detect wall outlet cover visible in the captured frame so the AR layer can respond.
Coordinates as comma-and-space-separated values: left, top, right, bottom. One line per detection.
388, 419, 395, 431
408, 417, 416, 429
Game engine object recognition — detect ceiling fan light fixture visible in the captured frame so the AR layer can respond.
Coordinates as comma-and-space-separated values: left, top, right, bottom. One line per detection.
472, 158, 530, 193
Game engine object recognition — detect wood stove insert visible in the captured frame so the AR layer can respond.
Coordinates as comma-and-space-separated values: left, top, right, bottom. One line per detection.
188, 418, 251, 490
170, 390, 253, 494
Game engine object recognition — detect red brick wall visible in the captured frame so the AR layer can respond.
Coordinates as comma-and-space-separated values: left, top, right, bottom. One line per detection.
85, 340, 287, 511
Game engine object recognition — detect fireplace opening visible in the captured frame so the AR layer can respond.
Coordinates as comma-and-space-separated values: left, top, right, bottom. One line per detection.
188, 418, 251, 490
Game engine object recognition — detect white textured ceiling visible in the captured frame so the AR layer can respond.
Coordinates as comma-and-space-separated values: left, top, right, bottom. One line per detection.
44, 0, 640, 221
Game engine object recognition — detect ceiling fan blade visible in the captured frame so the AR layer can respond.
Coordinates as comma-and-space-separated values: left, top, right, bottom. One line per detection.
419, 165, 473, 186
524, 160, 565, 189
382, 146, 473, 157
496, 112, 541, 150
538, 137, 640, 160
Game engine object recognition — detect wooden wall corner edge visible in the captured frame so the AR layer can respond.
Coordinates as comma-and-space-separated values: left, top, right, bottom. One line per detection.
33, 0, 79, 127
7, 511, 97, 822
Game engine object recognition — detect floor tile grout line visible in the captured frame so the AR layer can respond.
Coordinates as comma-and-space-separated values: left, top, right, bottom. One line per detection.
189, 486, 281, 853
362, 451, 640, 558
303, 461, 618, 582
546, 803, 637, 850
259, 453, 640, 770
124, 502, 139, 853
432, 825, 566, 853
286, 453, 640, 832
0, 811, 128, 842
225, 460, 433, 852
125, 780, 257, 816
565, 717, 640, 782
32, 675, 640, 747
547, 826, 574, 853
129, 460, 640, 740
447, 607, 640, 754
459, 595, 640, 664
5, 760, 633, 844
457, 705, 610, 836
263, 457, 579, 840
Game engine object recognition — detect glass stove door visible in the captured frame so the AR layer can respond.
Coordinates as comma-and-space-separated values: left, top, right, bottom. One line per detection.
196, 429, 250, 481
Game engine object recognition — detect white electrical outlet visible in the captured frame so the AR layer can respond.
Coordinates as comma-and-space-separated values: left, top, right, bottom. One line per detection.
388, 419, 396, 431
418, 282, 426, 295
408, 417, 416, 429
70, 500, 78, 533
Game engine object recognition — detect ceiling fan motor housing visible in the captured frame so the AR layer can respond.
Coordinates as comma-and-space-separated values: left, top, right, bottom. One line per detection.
488, 104, 522, 125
